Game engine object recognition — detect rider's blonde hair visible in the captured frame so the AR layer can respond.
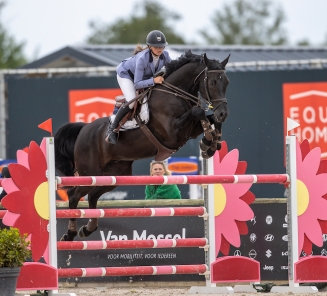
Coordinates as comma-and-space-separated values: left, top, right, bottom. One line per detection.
133, 44, 148, 55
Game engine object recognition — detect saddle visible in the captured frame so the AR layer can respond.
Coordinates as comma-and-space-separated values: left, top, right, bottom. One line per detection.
112, 89, 177, 161
111, 93, 149, 131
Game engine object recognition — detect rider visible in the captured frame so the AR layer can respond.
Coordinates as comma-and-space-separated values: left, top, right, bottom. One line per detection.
105, 30, 172, 144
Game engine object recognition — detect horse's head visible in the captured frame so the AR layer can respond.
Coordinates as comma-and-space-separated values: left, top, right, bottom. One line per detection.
196, 53, 230, 123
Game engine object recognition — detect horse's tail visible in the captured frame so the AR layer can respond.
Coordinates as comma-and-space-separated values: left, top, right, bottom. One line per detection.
54, 122, 86, 176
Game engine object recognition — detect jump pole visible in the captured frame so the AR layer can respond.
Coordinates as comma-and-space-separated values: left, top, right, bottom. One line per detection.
47, 137, 76, 296
270, 136, 317, 293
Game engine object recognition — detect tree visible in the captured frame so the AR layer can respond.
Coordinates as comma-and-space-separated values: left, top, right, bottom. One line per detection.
86, 0, 185, 45
200, 0, 288, 45
0, 1, 27, 68
297, 39, 310, 46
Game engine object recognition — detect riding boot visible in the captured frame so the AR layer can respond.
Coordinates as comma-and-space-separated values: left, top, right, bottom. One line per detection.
105, 106, 131, 144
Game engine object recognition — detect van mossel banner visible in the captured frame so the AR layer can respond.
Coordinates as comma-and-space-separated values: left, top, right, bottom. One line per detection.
167, 157, 199, 175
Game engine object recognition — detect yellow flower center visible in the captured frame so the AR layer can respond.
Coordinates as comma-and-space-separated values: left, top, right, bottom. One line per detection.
297, 179, 309, 216
213, 184, 227, 216
34, 181, 50, 220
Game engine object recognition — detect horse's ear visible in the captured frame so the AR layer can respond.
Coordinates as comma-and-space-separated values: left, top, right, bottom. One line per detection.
203, 53, 210, 66
221, 54, 231, 68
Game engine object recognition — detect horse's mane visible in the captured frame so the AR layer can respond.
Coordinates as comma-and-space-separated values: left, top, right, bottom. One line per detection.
165, 50, 223, 78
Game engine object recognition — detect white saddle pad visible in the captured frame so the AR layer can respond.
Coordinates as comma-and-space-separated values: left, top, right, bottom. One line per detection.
109, 100, 149, 131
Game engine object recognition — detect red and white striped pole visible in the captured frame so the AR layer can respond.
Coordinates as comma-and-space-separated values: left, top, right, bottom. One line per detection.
56, 174, 289, 187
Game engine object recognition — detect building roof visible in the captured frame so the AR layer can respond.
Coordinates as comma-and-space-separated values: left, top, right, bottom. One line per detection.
21, 44, 327, 72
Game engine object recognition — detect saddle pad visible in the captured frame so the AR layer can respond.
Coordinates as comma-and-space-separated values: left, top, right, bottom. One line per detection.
109, 100, 149, 131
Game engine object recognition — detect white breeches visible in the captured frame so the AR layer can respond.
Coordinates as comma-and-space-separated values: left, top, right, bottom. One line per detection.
117, 75, 136, 109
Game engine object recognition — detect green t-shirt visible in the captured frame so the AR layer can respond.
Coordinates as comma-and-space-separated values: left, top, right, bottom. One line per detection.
145, 184, 182, 200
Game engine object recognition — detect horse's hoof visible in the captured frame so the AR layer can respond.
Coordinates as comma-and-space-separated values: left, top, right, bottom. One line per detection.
200, 140, 210, 152
202, 148, 215, 159
79, 225, 98, 238
60, 235, 67, 241
206, 148, 216, 158
60, 230, 77, 241
201, 151, 210, 159
210, 143, 217, 152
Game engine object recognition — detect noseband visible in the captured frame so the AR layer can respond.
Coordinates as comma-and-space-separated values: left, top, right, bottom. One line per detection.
194, 67, 227, 111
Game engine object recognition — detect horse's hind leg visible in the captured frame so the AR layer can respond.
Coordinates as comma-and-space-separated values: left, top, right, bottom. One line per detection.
77, 186, 115, 239
78, 160, 133, 239
61, 186, 91, 241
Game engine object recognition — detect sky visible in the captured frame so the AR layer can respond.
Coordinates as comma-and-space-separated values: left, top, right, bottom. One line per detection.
2, 0, 327, 61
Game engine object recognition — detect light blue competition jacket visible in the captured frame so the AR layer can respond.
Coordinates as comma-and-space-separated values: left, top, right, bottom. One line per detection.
116, 49, 171, 90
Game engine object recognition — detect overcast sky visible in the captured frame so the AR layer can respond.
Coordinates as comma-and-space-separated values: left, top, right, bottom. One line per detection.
2, 0, 327, 61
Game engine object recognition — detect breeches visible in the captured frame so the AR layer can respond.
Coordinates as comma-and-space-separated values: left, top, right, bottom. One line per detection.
117, 75, 136, 109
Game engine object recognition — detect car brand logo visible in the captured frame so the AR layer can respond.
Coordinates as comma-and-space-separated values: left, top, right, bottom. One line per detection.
301, 250, 313, 256
263, 265, 274, 271
249, 249, 257, 259
250, 233, 257, 243
266, 215, 273, 225
234, 250, 241, 256
264, 234, 274, 241
266, 249, 272, 258
282, 235, 288, 241
251, 217, 256, 225
321, 249, 327, 256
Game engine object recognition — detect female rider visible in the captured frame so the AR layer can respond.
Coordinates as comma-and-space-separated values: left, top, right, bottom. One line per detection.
105, 30, 172, 144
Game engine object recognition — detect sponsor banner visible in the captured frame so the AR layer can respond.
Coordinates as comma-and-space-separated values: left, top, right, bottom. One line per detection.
57, 216, 204, 282
24, 202, 327, 283
226, 203, 288, 281
69, 89, 122, 123
167, 157, 199, 175
283, 82, 327, 158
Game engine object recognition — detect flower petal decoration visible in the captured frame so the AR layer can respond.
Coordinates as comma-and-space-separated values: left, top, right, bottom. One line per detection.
296, 139, 327, 257
2, 141, 50, 262
213, 141, 255, 256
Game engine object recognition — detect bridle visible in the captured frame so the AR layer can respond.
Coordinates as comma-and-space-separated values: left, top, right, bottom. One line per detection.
194, 67, 227, 112
148, 65, 227, 112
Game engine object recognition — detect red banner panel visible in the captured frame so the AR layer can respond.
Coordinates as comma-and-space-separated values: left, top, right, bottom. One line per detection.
69, 89, 122, 123
283, 82, 327, 158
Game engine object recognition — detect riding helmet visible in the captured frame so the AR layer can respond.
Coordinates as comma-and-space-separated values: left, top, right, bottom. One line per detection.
146, 30, 168, 47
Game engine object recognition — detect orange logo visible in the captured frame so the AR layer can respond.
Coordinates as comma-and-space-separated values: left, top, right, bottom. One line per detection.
283, 82, 327, 158
69, 89, 122, 123
168, 161, 198, 174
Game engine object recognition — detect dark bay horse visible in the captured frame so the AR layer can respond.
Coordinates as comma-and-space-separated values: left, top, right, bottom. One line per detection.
55, 50, 230, 241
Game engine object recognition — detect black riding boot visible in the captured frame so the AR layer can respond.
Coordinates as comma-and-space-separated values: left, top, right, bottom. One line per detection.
105, 106, 131, 144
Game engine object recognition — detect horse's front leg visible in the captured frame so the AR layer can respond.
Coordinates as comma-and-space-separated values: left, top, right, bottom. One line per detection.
207, 114, 223, 150
191, 107, 216, 141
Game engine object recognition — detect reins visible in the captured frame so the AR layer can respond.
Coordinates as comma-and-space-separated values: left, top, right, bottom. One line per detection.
153, 81, 200, 108
151, 66, 227, 111
122, 65, 228, 113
